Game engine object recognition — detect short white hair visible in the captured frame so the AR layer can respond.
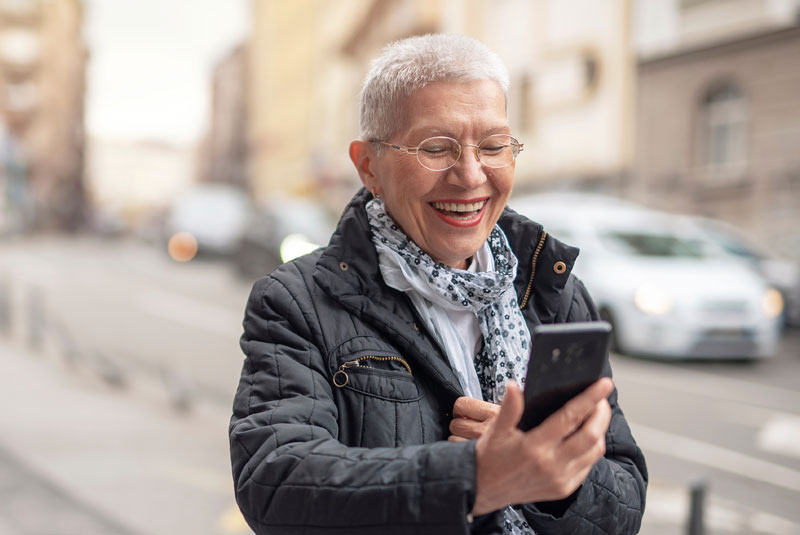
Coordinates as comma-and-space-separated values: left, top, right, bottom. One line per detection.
358, 34, 510, 144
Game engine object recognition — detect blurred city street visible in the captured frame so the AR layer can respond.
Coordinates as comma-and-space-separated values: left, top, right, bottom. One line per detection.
1, 1, 800, 533
0, 236, 250, 535
0, 235, 798, 535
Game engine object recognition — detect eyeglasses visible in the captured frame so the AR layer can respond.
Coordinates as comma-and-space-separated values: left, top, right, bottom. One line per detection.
373, 134, 524, 171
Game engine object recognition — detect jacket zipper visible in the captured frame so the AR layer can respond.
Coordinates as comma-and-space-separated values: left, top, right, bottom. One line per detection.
333, 355, 412, 388
519, 231, 547, 310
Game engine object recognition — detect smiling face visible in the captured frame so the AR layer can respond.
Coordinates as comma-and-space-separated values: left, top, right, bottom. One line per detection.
351, 79, 515, 270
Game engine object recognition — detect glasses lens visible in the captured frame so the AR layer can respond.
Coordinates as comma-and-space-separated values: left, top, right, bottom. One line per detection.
478, 135, 518, 168
416, 137, 460, 171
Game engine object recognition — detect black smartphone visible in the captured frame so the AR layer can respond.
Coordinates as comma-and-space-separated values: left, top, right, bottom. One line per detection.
517, 321, 611, 431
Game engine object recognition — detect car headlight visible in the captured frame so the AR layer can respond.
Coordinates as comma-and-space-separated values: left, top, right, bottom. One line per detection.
634, 283, 674, 315
280, 233, 320, 263
762, 288, 784, 319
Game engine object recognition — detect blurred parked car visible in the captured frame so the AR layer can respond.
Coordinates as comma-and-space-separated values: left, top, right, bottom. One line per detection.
510, 193, 783, 359
679, 216, 800, 327
164, 184, 253, 259
88, 205, 129, 238
233, 197, 336, 279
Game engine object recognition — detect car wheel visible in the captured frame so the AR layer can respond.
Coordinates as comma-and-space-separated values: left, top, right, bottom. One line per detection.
599, 308, 624, 355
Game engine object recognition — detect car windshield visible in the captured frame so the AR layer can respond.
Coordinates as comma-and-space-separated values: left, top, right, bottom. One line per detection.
704, 233, 762, 260
601, 232, 704, 258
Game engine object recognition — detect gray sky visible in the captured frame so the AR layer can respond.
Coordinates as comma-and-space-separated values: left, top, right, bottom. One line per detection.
84, 0, 248, 144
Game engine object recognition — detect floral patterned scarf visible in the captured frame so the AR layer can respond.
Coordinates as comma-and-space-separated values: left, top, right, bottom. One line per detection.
367, 198, 536, 534
366, 198, 531, 404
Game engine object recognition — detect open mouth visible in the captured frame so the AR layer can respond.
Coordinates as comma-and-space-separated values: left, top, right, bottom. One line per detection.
430, 199, 488, 221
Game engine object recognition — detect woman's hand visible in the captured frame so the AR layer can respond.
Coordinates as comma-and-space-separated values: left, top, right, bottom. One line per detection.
448, 397, 500, 442
470, 378, 614, 516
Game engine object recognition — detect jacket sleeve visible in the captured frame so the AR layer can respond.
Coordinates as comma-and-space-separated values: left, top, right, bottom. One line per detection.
520, 276, 648, 534
229, 273, 477, 535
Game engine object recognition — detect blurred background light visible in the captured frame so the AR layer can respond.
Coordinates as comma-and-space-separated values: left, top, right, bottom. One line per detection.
279, 233, 319, 264
634, 282, 674, 316
763, 288, 785, 319
167, 231, 198, 262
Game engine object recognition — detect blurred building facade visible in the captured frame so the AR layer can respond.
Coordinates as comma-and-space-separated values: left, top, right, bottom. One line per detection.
245, 0, 635, 208
86, 138, 195, 221
244, 0, 800, 259
197, 42, 249, 190
247, 1, 319, 203
634, 0, 800, 256
0, 0, 87, 231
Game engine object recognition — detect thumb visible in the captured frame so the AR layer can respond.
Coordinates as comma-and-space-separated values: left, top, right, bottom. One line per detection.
492, 381, 524, 433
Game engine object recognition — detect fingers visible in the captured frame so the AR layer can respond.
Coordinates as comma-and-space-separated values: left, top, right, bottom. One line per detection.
491, 380, 524, 433
538, 378, 614, 438
471, 380, 614, 512
453, 396, 499, 421
594, 377, 615, 398
449, 417, 488, 440
584, 398, 612, 439
562, 399, 611, 460
450, 392, 505, 440
448, 435, 469, 443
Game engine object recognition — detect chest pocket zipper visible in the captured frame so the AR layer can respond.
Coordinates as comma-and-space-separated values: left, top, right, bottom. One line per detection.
333, 355, 412, 388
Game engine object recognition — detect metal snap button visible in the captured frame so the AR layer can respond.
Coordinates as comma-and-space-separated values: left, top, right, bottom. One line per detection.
339, 261, 349, 271
553, 261, 567, 274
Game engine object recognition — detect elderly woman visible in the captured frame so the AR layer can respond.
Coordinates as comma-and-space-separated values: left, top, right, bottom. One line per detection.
230, 34, 647, 535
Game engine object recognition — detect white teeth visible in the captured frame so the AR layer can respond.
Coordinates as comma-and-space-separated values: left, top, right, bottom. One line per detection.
432, 200, 487, 212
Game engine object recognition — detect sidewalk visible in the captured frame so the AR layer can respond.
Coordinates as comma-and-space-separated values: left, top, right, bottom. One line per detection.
0, 337, 251, 535
0, 442, 138, 535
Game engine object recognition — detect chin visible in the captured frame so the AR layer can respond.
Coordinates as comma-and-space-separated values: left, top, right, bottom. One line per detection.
437, 245, 483, 268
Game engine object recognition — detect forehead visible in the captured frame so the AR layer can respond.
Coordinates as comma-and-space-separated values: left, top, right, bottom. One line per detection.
399, 79, 508, 137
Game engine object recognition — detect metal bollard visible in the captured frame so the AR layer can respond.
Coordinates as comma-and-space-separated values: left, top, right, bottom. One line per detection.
27, 286, 45, 350
0, 273, 10, 335
51, 317, 81, 365
94, 352, 127, 388
164, 369, 193, 413
687, 480, 707, 535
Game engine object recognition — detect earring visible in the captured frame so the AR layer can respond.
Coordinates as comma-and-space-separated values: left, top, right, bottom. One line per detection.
373, 191, 381, 199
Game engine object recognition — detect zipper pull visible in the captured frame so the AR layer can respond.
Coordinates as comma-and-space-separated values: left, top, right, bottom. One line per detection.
333, 359, 360, 388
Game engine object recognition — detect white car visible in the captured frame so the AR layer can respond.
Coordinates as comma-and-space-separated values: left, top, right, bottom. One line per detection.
164, 184, 254, 257
678, 216, 800, 327
510, 193, 783, 359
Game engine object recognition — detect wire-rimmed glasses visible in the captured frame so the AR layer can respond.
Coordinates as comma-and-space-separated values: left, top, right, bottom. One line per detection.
373, 134, 524, 171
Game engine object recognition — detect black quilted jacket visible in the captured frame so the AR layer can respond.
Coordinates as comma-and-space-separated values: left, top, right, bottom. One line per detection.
229, 188, 647, 535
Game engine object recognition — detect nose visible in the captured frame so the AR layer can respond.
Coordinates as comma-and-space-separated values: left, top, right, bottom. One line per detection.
446, 144, 486, 189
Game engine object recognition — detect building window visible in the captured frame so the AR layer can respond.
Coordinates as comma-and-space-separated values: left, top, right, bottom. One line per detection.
699, 82, 748, 182
681, 0, 715, 8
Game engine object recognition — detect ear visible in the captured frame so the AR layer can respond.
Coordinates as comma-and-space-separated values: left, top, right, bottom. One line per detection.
349, 140, 380, 194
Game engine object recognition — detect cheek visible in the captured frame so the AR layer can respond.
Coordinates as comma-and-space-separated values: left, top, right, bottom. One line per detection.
489, 170, 514, 202
386, 167, 437, 202
497, 172, 514, 205
380, 165, 435, 225
487, 172, 514, 222
497, 168, 515, 194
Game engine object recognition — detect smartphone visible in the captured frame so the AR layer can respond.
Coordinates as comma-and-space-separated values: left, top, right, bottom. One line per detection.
517, 321, 611, 431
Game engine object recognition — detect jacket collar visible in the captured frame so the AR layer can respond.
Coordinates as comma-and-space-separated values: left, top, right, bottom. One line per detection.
313, 188, 580, 393
314, 189, 466, 394
498, 205, 579, 324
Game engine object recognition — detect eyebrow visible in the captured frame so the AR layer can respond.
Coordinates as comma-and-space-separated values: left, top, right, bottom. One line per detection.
405, 127, 452, 139
406, 125, 512, 141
